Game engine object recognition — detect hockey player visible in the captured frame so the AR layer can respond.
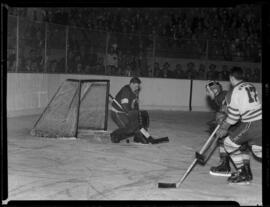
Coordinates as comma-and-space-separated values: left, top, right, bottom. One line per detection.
110, 77, 168, 144
206, 81, 228, 133
205, 81, 233, 177
214, 67, 262, 184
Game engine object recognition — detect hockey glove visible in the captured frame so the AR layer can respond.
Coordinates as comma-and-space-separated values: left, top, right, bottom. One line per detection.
216, 121, 230, 139
215, 112, 226, 125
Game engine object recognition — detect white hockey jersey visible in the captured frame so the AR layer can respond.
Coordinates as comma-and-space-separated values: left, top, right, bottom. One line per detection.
226, 81, 262, 124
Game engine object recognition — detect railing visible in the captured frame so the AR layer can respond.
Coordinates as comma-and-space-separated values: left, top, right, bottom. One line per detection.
7, 15, 261, 82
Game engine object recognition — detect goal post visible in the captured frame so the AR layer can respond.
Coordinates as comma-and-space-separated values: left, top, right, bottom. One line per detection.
30, 79, 110, 138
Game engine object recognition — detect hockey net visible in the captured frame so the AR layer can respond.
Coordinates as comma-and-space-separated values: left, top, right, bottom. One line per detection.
30, 79, 109, 138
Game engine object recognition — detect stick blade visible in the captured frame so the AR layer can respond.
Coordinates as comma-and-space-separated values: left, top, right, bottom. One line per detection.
150, 137, 169, 144
158, 182, 177, 188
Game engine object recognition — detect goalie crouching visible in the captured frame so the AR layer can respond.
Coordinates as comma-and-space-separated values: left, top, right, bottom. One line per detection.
110, 77, 169, 144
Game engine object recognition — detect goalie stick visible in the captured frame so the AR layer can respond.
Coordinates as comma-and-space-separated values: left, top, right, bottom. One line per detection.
158, 124, 220, 188
109, 94, 127, 113
109, 94, 169, 144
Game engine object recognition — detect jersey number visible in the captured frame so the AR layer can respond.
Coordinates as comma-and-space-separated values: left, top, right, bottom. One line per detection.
245, 86, 258, 103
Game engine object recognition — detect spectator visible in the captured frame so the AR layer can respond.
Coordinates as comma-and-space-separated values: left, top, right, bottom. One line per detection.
175, 64, 186, 79
125, 63, 133, 77
57, 58, 65, 73
161, 62, 170, 78
24, 59, 33, 72
67, 50, 76, 73
76, 63, 83, 73
153, 62, 162, 77
74, 54, 82, 73
95, 57, 105, 74
106, 43, 119, 75
7, 48, 16, 72
186, 62, 197, 79
207, 64, 219, 80
219, 65, 230, 80
9, 7, 261, 75
88, 51, 98, 67
244, 67, 252, 82
251, 68, 260, 82
47, 60, 57, 73
85, 65, 92, 74
197, 64, 206, 80
167, 65, 176, 78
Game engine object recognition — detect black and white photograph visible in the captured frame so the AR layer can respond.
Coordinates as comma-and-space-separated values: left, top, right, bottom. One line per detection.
2, 3, 267, 206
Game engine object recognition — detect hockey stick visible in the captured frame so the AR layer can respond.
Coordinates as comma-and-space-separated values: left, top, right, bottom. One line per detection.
109, 94, 128, 113
158, 124, 220, 188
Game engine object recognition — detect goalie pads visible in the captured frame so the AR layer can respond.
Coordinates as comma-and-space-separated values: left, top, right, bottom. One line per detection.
139, 110, 150, 130
127, 110, 150, 130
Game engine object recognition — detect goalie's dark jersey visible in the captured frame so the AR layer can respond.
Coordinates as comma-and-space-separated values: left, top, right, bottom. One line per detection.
214, 90, 228, 113
111, 85, 139, 112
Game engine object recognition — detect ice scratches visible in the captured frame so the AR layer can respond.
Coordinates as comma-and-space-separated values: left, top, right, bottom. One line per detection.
87, 172, 159, 200
10, 161, 87, 182
45, 184, 82, 199
8, 169, 64, 180
85, 161, 167, 199
96, 145, 193, 172
89, 149, 182, 171
86, 179, 107, 199
9, 178, 44, 194
85, 166, 109, 199
178, 188, 229, 200
10, 178, 88, 198
8, 142, 54, 151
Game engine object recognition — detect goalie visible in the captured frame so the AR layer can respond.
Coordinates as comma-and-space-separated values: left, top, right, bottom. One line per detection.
206, 81, 228, 132
110, 77, 169, 144
206, 80, 233, 176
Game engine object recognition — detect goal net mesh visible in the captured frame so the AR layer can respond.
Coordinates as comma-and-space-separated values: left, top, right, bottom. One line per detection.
30, 79, 109, 138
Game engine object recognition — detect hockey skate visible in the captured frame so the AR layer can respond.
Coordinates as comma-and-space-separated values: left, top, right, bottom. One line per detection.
133, 132, 149, 144
110, 136, 120, 143
227, 163, 253, 184
210, 155, 231, 177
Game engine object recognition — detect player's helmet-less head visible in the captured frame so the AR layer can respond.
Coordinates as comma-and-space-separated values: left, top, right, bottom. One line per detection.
206, 81, 222, 97
130, 77, 141, 94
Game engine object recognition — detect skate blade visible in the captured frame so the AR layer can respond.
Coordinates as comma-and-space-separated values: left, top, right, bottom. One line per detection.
210, 171, 231, 177
228, 181, 251, 185
131, 142, 148, 145
119, 142, 148, 146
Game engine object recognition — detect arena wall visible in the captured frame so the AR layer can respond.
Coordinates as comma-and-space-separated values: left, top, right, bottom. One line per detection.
7, 73, 262, 117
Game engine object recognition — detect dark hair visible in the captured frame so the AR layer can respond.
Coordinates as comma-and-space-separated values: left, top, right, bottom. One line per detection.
130, 77, 141, 84
229, 67, 244, 80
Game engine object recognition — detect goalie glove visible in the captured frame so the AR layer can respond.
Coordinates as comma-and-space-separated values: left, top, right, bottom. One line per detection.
216, 121, 230, 139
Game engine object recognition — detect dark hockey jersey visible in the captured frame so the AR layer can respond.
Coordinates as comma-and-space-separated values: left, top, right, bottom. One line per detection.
214, 90, 228, 112
111, 85, 139, 112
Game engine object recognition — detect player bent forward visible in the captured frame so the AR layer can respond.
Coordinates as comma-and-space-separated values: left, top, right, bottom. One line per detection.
205, 80, 229, 134
213, 67, 262, 184
205, 80, 234, 176
110, 77, 168, 144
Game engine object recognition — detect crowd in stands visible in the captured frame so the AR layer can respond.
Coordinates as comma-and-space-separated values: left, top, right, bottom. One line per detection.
7, 6, 262, 82
9, 6, 261, 61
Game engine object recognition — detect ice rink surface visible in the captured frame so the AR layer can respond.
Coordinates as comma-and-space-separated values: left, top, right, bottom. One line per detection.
6, 111, 262, 205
